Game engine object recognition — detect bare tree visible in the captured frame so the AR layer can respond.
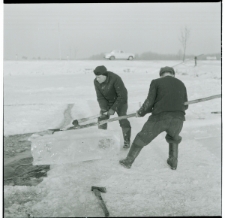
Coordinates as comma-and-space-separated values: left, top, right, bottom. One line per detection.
179, 26, 190, 62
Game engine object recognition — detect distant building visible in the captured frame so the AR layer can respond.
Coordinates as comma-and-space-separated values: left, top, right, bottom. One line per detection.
206, 56, 217, 60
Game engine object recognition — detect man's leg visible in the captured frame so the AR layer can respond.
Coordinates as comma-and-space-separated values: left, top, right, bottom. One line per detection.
166, 118, 183, 170
117, 104, 132, 148
119, 119, 167, 169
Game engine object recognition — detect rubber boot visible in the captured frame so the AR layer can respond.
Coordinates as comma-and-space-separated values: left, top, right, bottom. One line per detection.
119, 143, 143, 169
122, 127, 131, 148
167, 143, 178, 170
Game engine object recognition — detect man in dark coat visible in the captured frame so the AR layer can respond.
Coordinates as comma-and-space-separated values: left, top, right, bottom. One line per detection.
119, 66, 188, 170
93, 65, 131, 148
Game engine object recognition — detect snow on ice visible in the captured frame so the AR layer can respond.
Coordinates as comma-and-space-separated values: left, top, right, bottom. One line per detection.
3, 60, 221, 217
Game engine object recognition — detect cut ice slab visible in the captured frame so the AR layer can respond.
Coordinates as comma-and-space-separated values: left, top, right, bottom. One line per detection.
30, 128, 120, 165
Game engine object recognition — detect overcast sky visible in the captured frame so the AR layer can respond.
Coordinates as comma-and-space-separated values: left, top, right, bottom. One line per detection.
3, 3, 221, 59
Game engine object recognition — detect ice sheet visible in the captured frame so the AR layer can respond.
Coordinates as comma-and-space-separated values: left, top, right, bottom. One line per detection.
30, 128, 120, 165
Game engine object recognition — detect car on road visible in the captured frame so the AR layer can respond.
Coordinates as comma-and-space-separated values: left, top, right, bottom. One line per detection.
104, 50, 135, 60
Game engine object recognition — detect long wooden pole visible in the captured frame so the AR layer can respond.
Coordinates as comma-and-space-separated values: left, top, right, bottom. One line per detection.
99, 94, 221, 126
49, 94, 221, 132
184, 94, 221, 105
99, 113, 136, 126
68, 93, 221, 127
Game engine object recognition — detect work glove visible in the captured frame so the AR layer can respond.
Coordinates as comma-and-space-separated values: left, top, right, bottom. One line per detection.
107, 108, 115, 116
136, 110, 141, 117
100, 109, 108, 119
100, 109, 108, 115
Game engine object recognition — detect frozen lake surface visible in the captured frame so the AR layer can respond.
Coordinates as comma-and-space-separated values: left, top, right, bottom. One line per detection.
4, 60, 221, 217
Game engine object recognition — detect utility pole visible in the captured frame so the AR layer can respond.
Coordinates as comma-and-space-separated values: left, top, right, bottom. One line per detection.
58, 22, 62, 60
179, 26, 190, 62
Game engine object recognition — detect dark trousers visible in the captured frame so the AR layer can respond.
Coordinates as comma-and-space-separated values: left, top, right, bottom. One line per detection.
133, 117, 183, 147
98, 103, 131, 130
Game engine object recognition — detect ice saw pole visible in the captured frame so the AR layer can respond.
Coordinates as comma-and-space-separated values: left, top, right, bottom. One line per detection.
184, 94, 221, 105
83, 94, 222, 127
49, 94, 221, 133
70, 88, 219, 126
72, 112, 107, 126
95, 94, 221, 126
98, 113, 136, 126
49, 113, 136, 133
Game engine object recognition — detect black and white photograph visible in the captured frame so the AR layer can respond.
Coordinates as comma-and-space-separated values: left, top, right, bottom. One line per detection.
3, 2, 222, 217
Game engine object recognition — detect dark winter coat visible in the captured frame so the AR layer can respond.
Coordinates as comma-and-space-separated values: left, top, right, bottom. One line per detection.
94, 71, 128, 112
138, 76, 188, 120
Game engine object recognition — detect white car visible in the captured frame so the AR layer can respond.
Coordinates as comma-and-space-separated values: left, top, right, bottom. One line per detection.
104, 50, 135, 60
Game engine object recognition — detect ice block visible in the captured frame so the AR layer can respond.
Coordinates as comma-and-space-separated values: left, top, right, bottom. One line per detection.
30, 128, 120, 165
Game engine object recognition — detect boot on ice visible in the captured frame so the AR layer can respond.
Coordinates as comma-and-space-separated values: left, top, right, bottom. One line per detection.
167, 143, 178, 170
119, 143, 143, 169
122, 127, 131, 148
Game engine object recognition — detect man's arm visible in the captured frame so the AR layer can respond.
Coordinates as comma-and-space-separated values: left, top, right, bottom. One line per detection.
184, 87, 188, 110
94, 81, 109, 112
110, 77, 127, 112
137, 80, 157, 117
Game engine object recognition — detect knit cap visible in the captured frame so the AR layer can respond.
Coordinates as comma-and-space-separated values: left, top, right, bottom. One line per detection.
159, 66, 175, 76
93, 65, 108, 76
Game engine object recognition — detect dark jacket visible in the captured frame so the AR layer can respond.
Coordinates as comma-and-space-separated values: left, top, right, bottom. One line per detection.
138, 76, 188, 120
94, 71, 128, 111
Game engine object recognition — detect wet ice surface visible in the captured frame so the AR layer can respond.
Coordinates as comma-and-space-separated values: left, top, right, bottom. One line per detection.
3, 60, 221, 217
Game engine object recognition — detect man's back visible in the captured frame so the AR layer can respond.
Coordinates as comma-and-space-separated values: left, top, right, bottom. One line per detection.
138, 75, 188, 120
152, 76, 188, 115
